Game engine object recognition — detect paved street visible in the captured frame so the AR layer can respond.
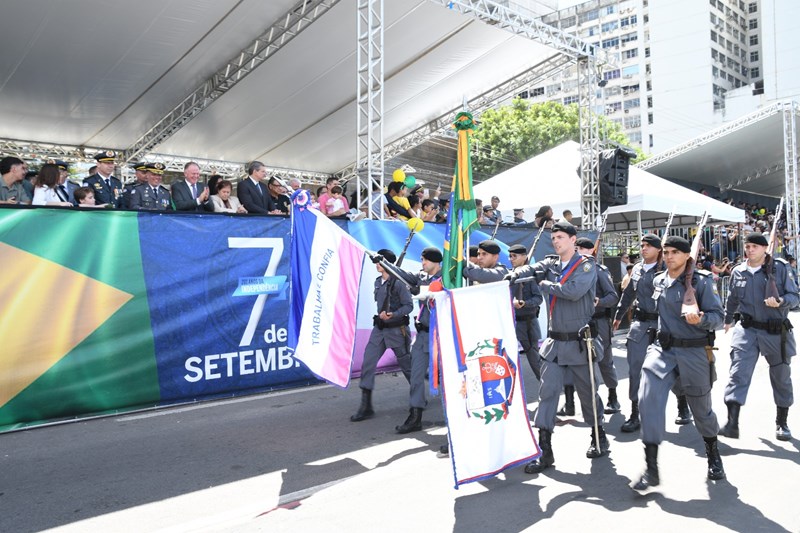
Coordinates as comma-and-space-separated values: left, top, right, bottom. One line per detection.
2, 316, 799, 533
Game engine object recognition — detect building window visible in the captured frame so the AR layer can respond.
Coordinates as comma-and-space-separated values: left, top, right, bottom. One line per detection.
712, 49, 719, 60
624, 116, 641, 129
649, 134, 653, 148
648, 113, 653, 125
710, 30, 718, 43
751, 67, 760, 78
713, 66, 719, 78
578, 9, 599, 23
645, 47, 650, 58
749, 19, 758, 30
710, 13, 716, 24
624, 98, 640, 110
603, 69, 621, 80
602, 37, 620, 48
562, 15, 577, 28
748, 2, 757, 13
646, 96, 652, 108
623, 48, 639, 59
622, 65, 640, 77
750, 51, 759, 62
605, 102, 622, 114
750, 35, 759, 45
621, 15, 637, 27
563, 95, 579, 105
621, 32, 638, 44
531, 87, 544, 96
602, 21, 618, 32
629, 131, 642, 143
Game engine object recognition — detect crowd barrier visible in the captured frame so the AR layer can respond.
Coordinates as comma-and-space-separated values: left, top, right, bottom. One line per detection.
0, 206, 593, 432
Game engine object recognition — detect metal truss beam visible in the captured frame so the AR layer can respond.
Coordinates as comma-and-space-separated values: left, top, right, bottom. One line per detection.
719, 162, 785, 191
123, 0, 340, 164
578, 57, 600, 230
637, 102, 786, 171
783, 101, 799, 249
336, 53, 573, 182
355, 0, 385, 219
428, 0, 603, 62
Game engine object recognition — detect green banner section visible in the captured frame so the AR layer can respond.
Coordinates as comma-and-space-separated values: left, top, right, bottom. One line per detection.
0, 208, 160, 431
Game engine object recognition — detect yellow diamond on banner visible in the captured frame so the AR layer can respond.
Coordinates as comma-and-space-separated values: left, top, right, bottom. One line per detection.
0, 243, 133, 408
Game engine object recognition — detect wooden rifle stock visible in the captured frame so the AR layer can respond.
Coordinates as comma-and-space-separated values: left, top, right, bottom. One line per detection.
765, 197, 785, 300
681, 211, 709, 315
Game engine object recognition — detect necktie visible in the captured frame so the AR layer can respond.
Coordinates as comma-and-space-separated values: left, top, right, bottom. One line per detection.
152, 187, 158, 199
58, 185, 68, 201
105, 179, 111, 189
191, 183, 197, 199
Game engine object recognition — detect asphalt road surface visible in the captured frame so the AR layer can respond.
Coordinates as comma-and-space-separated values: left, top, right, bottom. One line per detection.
2, 317, 799, 533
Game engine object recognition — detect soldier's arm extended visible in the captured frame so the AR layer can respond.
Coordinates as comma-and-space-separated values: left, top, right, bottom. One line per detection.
697, 274, 724, 330
539, 258, 596, 301
463, 262, 508, 284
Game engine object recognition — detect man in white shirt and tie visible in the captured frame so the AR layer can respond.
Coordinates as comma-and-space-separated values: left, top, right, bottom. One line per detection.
172, 161, 213, 212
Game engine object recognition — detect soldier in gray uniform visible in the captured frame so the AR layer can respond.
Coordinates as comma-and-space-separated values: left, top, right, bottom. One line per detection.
614, 234, 663, 432
633, 236, 725, 492
576, 237, 621, 413
508, 244, 543, 380
122, 162, 149, 209
396, 247, 443, 434
719, 232, 797, 441
507, 221, 608, 474
351, 249, 414, 422
463, 239, 509, 284
129, 163, 173, 211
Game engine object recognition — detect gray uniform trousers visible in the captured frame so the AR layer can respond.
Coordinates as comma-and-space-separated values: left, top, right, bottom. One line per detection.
533, 340, 605, 432
515, 316, 542, 380
624, 319, 657, 401
595, 316, 618, 388
409, 329, 429, 408
639, 344, 720, 443
724, 326, 794, 407
360, 326, 411, 390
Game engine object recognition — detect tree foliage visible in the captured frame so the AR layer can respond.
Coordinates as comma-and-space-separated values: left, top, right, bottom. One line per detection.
471, 99, 643, 181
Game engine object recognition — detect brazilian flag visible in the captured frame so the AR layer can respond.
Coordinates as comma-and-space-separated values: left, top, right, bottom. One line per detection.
442, 112, 480, 289
0, 208, 160, 431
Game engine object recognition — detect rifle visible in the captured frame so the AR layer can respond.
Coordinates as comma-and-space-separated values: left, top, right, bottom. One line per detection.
396, 217, 424, 267
657, 210, 675, 271
681, 211, 710, 316
592, 214, 608, 259
525, 223, 547, 264
764, 197, 785, 300
490, 212, 502, 239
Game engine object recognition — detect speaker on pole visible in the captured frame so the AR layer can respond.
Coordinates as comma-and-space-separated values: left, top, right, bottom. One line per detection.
599, 146, 636, 211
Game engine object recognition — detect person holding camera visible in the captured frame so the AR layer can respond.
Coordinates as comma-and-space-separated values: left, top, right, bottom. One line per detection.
351, 249, 413, 423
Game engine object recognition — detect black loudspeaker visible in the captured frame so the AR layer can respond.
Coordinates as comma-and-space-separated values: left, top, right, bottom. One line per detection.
599, 146, 634, 210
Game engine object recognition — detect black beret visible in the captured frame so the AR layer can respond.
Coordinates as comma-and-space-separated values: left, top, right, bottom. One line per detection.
421, 246, 443, 263
663, 235, 691, 253
508, 244, 527, 255
745, 232, 769, 247
551, 220, 577, 236
478, 239, 501, 255
641, 234, 662, 249
94, 150, 117, 162
575, 237, 595, 249
468, 245, 479, 258
377, 248, 397, 264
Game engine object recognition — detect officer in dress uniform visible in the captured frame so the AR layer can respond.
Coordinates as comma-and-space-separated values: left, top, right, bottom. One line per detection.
122, 162, 149, 209
719, 231, 797, 441
633, 235, 725, 492
576, 237, 621, 414
463, 240, 509, 284
83, 150, 123, 207
508, 244, 543, 380
351, 249, 414, 422
507, 221, 608, 474
129, 163, 172, 211
613, 234, 663, 432
395, 247, 443, 434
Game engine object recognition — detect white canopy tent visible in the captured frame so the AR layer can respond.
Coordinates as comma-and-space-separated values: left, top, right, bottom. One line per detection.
473, 141, 745, 231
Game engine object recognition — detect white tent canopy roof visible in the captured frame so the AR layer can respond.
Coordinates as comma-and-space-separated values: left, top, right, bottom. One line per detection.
473, 141, 745, 230
0, 0, 560, 174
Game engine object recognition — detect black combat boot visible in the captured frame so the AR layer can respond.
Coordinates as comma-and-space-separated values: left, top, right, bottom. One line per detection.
436, 443, 449, 458
704, 436, 725, 480
350, 388, 375, 422
632, 443, 660, 491
586, 426, 610, 458
557, 385, 576, 416
525, 429, 554, 474
395, 407, 423, 434
621, 400, 641, 432
718, 401, 741, 439
776, 406, 792, 441
675, 395, 693, 425
605, 388, 621, 414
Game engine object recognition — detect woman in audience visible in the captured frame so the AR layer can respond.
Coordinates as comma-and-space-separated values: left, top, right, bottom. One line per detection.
32, 163, 72, 206
211, 180, 247, 213
420, 199, 438, 222
407, 194, 422, 219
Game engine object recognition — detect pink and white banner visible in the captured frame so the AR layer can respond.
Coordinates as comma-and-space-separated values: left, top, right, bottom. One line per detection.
431, 281, 540, 488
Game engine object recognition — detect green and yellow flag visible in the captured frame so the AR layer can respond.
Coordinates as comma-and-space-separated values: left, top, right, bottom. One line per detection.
442, 112, 480, 289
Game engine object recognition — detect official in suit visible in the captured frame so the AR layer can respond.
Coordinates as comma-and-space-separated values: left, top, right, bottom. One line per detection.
83, 150, 123, 207
129, 163, 173, 211
238, 161, 276, 214
49, 159, 79, 205
172, 161, 214, 212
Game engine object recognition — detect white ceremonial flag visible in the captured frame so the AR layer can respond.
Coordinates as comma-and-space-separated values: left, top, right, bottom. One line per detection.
430, 281, 540, 488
